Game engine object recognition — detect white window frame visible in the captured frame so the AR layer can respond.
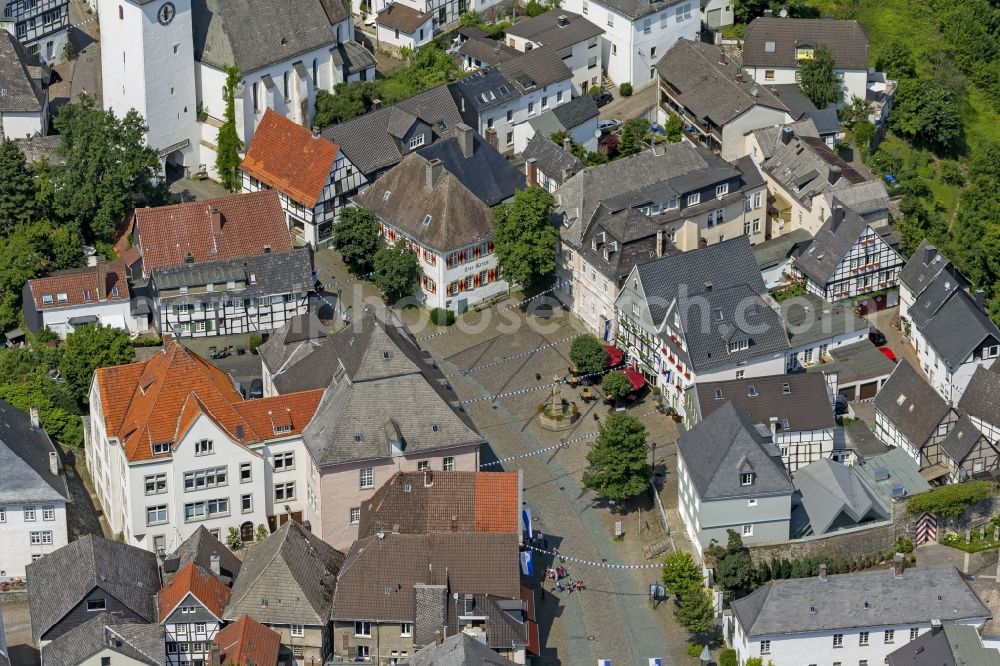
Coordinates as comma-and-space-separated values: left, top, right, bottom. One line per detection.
24, 505, 36, 521
360, 467, 374, 489
194, 439, 214, 456
716, 183, 729, 197
273, 451, 295, 471
742, 523, 753, 536
240, 462, 252, 483
42, 506, 55, 521
350, 507, 361, 524
291, 624, 305, 637
401, 623, 412, 637
687, 193, 700, 206
355, 621, 372, 637
443, 456, 455, 471
145, 473, 167, 495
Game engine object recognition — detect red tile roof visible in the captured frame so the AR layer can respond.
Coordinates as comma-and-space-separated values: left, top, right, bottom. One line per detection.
214, 615, 281, 666
159, 561, 231, 621
474, 472, 521, 532
28, 261, 129, 310
93, 342, 324, 462
133, 190, 292, 276
241, 109, 339, 208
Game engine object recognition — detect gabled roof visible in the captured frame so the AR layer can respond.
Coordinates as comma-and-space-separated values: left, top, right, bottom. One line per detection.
909, 269, 962, 330
496, 46, 572, 93
732, 565, 988, 637
940, 413, 993, 464
793, 206, 875, 285
192, 0, 349, 73
416, 129, 525, 206
258, 313, 338, 393
695, 373, 834, 432
214, 615, 282, 666
358, 471, 520, 538
324, 84, 463, 177
457, 37, 521, 66
918, 287, 1000, 373
327, 310, 422, 382
352, 151, 494, 253
40, 615, 166, 666
93, 342, 323, 462
331, 532, 520, 622
376, 3, 432, 33
0, 398, 69, 504
873, 359, 950, 446
167, 525, 242, 582
133, 190, 292, 275
899, 240, 955, 298
676, 401, 793, 500
959, 366, 1000, 427
888, 623, 1000, 666
781, 291, 868, 349
27, 535, 160, 644
0, 31, 47, 113
793, 458, 888, 535
743, 17, 869, 70
523, 134, 582, 185
224, 521, 346, 626
588, 0, 690, 20
505, 10, 603, 51
549, 92, 599, 129
27, 261, 129, 310
655, 40, 790, 128
405, 631, 518, 666
240, 110, 340, 208
159, 562, 231, 621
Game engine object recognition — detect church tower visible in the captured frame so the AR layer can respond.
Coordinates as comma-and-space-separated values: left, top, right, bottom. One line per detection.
98, 0, 199, 172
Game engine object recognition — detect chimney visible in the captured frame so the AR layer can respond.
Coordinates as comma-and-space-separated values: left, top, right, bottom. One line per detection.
210, 553, 221, 577
208, 643, 221, 666
563, 136, 573, 153
769, 415, 778, 441
557, 14, 568, 26
780, 126, 793, 145
656, 230, 664, 258
372, 98, 382, 110
719, 50, 727, 65
830, 206, 845, 232
456, 123, 474, 158
434, 630, 443, 646
735, 72, 744, 83
49, 451, 59, 476
311, 126, 320, 138
924, 245, 936, 266
818, 563, 827, 580
525, 158, 538, 186
30, 405, 40, 429
704, 281, 713, 292
210, 207, 222, 234
698, 237, 708, 249
893, 552, 904, 577
827, 167, 841, 185
976, 289, 986, 309
96, 261, 108, 301
425, 158, 444, 191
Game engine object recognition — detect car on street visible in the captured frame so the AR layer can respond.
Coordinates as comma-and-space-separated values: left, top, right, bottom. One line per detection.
598, 119, 622, 133
592, 90, 613, 107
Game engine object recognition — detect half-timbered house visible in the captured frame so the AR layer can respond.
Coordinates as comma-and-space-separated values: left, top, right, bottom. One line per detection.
159, 561, 230, 666
939, 415, 1000, 483
960, 366, 1000, 445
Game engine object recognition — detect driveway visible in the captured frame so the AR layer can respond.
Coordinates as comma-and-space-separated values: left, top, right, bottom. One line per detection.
865, 305, 924, 378
2, 601, 40, 666
598, 83, 657, 123
49, 0, 101, 113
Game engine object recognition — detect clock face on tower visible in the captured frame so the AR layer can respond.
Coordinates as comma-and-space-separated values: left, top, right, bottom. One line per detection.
157, 1, 176, 25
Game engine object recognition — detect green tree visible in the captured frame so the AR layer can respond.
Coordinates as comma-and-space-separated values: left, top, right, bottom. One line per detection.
332, 206, 381, 275
674, 586, 715, 635
372, 242, 420, 303
733, 0, 771, 24
889, 78, 962, 154
53, 98, 168, 242
492, 186, 559, 293
799, 44, 841, 109
216, 65, 243, 191
719, 649, 739, 666
662, 550, 703, 595
460, 9, 482, 25
255, 523, 269, 542
616, 118, 650, 157
569, 334, 607, 374
665, 114, 683, 143
60, 324, 134, 404
581, 413, 650, 501
601, 370, 632, 399
707, 530, 754, 597
0, 139, 37, 234
314, 83, 375, 128
225, 526, 243, 550
838, 95, 870, 130
525, 0, 547, 15
874, 39, 917, 80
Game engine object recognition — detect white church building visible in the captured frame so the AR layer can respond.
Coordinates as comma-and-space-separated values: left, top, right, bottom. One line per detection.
98, 0, 375, 178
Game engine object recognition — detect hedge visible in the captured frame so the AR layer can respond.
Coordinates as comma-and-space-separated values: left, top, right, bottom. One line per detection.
907, 481, 995, 518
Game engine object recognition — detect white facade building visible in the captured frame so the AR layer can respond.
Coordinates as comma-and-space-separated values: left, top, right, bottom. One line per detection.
504, 10, 604, 96
23, 261, 138, 339
0, 403, 70, 580
0, 30, 50, 139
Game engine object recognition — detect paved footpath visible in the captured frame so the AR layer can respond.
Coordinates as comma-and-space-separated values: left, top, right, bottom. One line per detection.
423, 312, 677, 665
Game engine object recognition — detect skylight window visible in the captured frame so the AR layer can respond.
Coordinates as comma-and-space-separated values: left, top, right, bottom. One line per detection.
713, 309, 723, 322
423, 214, 432, 226
383, 191, 392, 201
747, 385, 758, 397
896, 394, 906, 406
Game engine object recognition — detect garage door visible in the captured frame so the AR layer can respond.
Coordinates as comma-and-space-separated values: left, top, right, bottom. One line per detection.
859, 381, 878, 399
838, 386, 856, 401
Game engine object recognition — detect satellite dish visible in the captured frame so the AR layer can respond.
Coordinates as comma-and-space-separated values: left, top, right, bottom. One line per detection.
779, 8, 788, 16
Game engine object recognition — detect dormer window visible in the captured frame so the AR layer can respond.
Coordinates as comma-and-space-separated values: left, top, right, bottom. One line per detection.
152, 442, 170, 456
741, 472, 754, 486
354, 433, 364, 443
383, 351, 391, 360
729, 339, 749, 353
408, 135, 425, 149
782, 383, 790, 394
713, 388, 723, 399
795, 46, 815, 60
715, 183, 729, 197
432, 424, 440, 433
82, 290, 92, 301
57, 293, 68, 303
111, 286, 120, 297
747, 385, 757, 397
41, 294, 53, 304
687, 193, 700, 206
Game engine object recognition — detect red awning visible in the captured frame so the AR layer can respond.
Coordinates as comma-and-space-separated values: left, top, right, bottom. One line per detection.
605, 345, 624, 368
624, 367, 646, 391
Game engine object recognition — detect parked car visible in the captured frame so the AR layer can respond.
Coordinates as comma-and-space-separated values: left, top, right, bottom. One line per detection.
869, 328, 886, 346
592, 90, 613, 107
248, 378, 264, 399
598, 119, 622, 133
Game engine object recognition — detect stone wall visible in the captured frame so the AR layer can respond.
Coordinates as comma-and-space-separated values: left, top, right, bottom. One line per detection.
0, 589, 29, 605
938, 495, 1000, 534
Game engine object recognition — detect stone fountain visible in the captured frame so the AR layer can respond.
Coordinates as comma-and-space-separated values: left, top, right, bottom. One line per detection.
538, 375, 580, 431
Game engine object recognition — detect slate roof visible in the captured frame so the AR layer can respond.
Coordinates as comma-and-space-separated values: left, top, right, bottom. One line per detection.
377, 3, 432, 34
133, 190, 292, 275
27, 535, 160, 644
258, 313, 339, 394
224, 521, 346, 626
873, 360, 950, 446
695, 373, 834, 432
781, 291, 868, 349
888, 623, 1000, 666
353, 151, 494, 253
732, 565, 988, 637
27, 261, 129, 310
794, 207, 872, 285
505, 10, 603, 51
743, 17, 870, 70
214, 615, 282, 666
805, 339, 895, 384
918, 288, 1000, 373
908, 269, 962, 330
959, 366, 1000, 427
496, 46, 572, 92
324, 84, 463, 177
0, 399, 69, 504
404, 632, 517, 666
0, 31, 47, 113
40, 615, 165, 666
591, 0, 689, 20
457, 37, 521, 66
940, 413, 992, 464
93, 342, 323, 462
676, 401, 793, 500
655, 40, 790, 128
833, 180, 892, 217
416, 128, 526, 206
523, 133, 582, 184
444, 594, 530, 651
240, 110, 339, 207
332, 40, 377, 77
192, 0, 348, 73
166, 525, 242, 582
358, 471, 520, 538
551, 92, 599, 129
630, 235, 766, 325
328, 310, 422, 382
331, 532, 520, 622
793, 458, 888, 535
899, 240, 954, 298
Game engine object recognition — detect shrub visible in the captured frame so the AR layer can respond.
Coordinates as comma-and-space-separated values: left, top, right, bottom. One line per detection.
907, 480, 995, 518
686, 643, 704, 658
940, 159, 966, 185
719, 648, 739, 666
589, 85, 602, 95
129, 336, 162, 347
619, 82, 633, 96
248, 333, 263, 353
255, 523, 269, 542
431, 307, 456, 326
225, 526, 243, 550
